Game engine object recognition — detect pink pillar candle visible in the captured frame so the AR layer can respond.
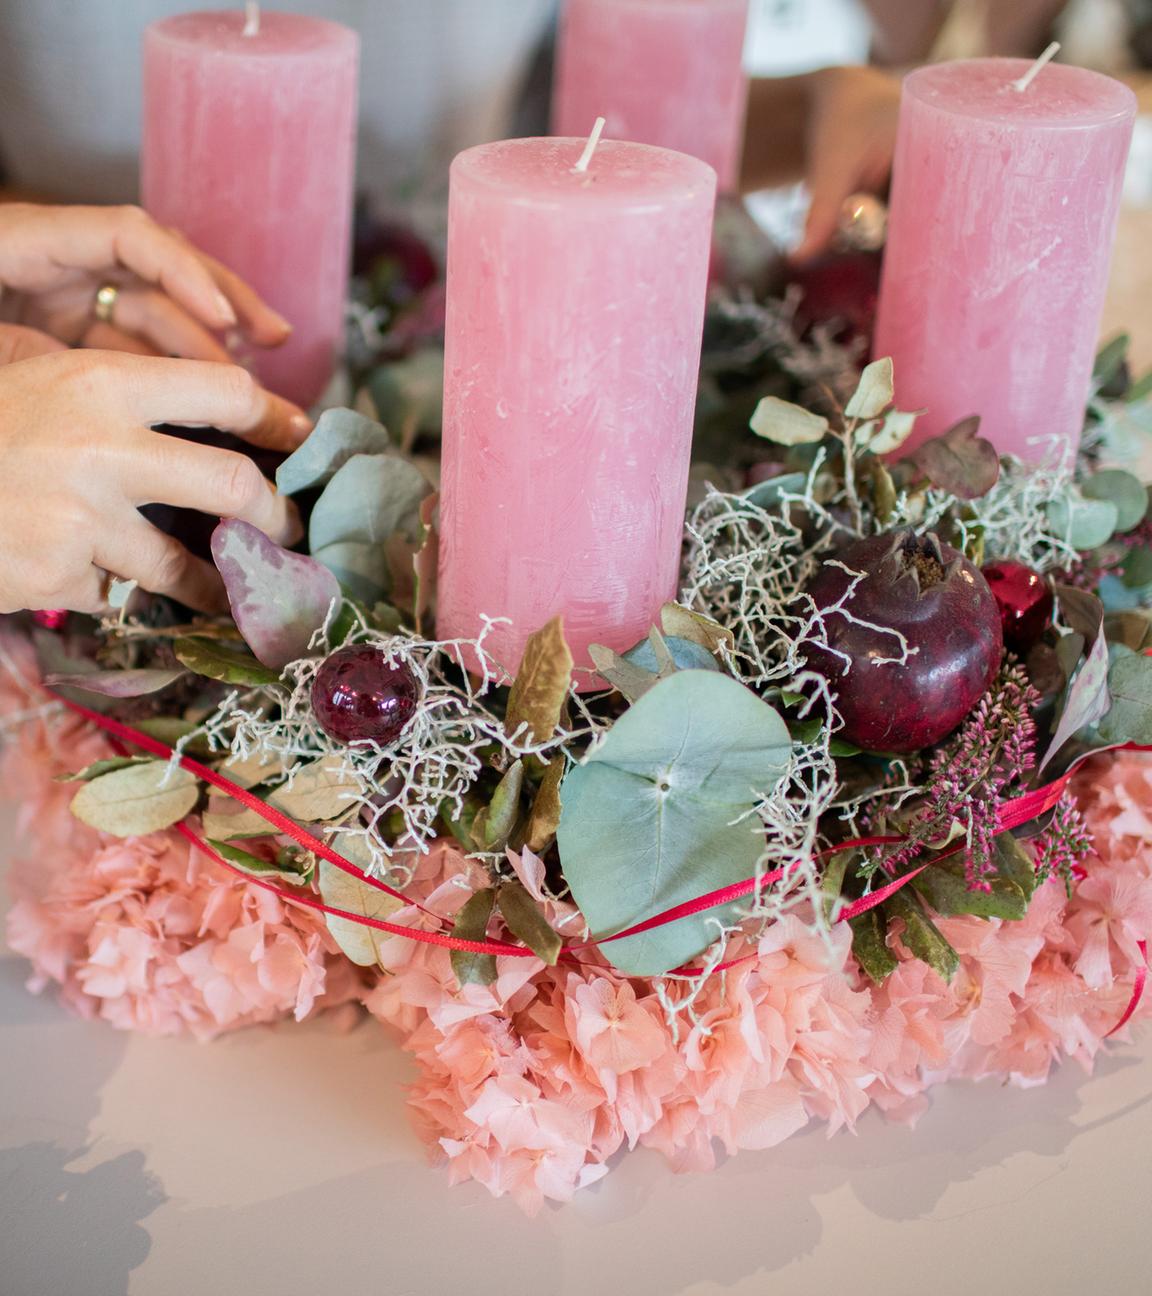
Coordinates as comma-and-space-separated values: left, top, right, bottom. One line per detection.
873, 58, 1135, 466
142, 10, 359, 409
437, 137, 717, 682
552, 0, 750, 193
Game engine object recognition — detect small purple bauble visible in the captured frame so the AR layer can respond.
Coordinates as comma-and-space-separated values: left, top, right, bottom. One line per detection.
311, 646, 420, 746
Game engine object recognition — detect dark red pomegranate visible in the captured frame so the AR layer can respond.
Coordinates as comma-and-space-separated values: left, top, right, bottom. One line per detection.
981, 561, 1054, 655
804, 530, 1003, 753
311, 646, 420, 746
789, 250, 882, 345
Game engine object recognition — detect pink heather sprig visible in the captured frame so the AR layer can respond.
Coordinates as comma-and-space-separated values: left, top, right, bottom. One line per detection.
1032, 792, 1094, 895
870, 660, 1041, 891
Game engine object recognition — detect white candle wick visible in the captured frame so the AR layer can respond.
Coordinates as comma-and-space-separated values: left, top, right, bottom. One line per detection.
242, 2, 261, 37
572, 116, 606, 174
1012, 41, 1061, 93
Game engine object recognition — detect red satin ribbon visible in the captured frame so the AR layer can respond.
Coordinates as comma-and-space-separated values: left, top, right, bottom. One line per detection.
53, 695, 1152, 1030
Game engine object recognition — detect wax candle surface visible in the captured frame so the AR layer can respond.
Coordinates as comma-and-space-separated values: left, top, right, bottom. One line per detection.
552, 0, 749, 193
873, 59, 1135, 466
142, 11, 358, 408
437, 138, 716, 681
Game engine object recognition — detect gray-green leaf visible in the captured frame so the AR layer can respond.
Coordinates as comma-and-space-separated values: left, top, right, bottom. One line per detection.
70, 761, 200, 837
276, 407, 392, 495
450, 889, 498, 987
498, 879, 562, 965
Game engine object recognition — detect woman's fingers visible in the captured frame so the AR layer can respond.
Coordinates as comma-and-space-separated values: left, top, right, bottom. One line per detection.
0, 323, 66, 364
95, 517, 228, 613
125, 425, 302, 547
81, 321, 162, 357
99, 287, 233, 362
113, 355, 311, 450
191, 248, 292, 348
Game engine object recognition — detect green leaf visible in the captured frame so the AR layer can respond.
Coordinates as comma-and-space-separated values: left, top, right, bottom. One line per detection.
995, 832, 1038, 903
60, 756, 154, 783
524, 757, 564, 854
1093, 332, 1129, 390
268, 756, 362, 823
623, 631, 720, 675
742, 471, 809, 511
313, 541, 392, 608
869, 457, 897, 522
556, 671, 792, 975
850, 909, 897, 984
473, 760, 525, 852
504, 617, 573, 743
44, 668, 185, 698
885, 889, 959, 982
911, 416, 1000, 500
1122, 547, 1152, 590
844, 357, 894, 420
276, 407, 392, 495
318, 851, 405, 967
1083, 469, 1148, 532
174, 637, 281, 687
368, 350, 444, 450
821, 850, 852, 921
450, 889, 498, 987
70, 761, 200, 837
912, 857, 1027, 920
309, 453, 430, 553
749, 396, 830, 446
1098, 651, 1152, 744
207, 838, 313, 884
1039, 628, 1111, 773
134, 717, 204, 749
498, 879, 562, 965
1047, 489, 1119, 551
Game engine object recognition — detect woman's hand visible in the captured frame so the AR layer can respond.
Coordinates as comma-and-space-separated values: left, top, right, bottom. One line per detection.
0, 202, 292, 362
0, 348, 308, 614
794, 66, 901, 262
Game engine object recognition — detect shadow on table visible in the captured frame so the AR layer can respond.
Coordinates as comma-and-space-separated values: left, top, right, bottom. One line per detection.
0, 955, 167, 1296
145, 1042, 1148, 1295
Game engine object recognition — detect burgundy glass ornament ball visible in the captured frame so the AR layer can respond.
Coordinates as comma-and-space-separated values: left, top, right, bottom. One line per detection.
981, 561, 1054, 654
311, 646, 420, 746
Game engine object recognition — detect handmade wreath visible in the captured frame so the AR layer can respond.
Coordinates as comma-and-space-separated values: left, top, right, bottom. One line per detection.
3, 257, 1151, 1212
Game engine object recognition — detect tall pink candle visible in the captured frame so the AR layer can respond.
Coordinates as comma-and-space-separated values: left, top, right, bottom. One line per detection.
437, 137, 716, 681
552, 0, 749, 193
873, 59, 1135, 466
142, 10, 358, 409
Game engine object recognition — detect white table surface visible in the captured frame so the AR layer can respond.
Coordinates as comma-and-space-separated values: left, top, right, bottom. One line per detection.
2, 829, 1151, 1296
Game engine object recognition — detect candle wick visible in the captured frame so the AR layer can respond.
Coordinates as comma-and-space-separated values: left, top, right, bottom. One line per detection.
242, 2, 261, 37
572, 117, 607, 174
1012, 41, 1061, 93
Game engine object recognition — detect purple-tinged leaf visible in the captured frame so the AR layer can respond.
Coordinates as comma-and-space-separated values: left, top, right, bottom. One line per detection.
911, 416, 1000, 500
45, 668, 186, 698
211, 520, 341, 669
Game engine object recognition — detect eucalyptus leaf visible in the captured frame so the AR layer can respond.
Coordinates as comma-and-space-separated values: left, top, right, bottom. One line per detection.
1054, 585, 1104, 642
174, 636, 281, 687
1093, 332, 1129, 392
821, 850, 852, 921
44, 668, 186, 698
70, 761, 200, 837
588, 643, 663, 703
450, 889, 498, 987
742, 471, 809, 511
369, 350, 444, 449
863, 409, 918, 456
318, 856, 405, 967
1122, 547, 1152, 590
313, 541, 393, 608
309, 453, 430, 553
1046, 489, 1119, 551
660, 603, 734, 655
504, 617, 573, 743
1097, 652, 1152, 744
275, 407, 392, 495
61, 756, 153, 783
1083, 469, 1148, 532
911, 416, 1000, 500
556, 671, 792, 975
498, 879, 562, 965
211, 519, 340, 669
844, 357, 894, 421
749, 396, 830, 446
623, 633, 720, 675
869, 457, 897, 522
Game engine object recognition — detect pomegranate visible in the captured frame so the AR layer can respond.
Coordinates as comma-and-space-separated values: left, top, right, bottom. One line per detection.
804, 530, 1003, 752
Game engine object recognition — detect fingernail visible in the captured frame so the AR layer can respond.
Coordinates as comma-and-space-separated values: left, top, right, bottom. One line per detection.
215, 292, 238, 327
271, 310, 293, 336
290, 412, 313, 441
